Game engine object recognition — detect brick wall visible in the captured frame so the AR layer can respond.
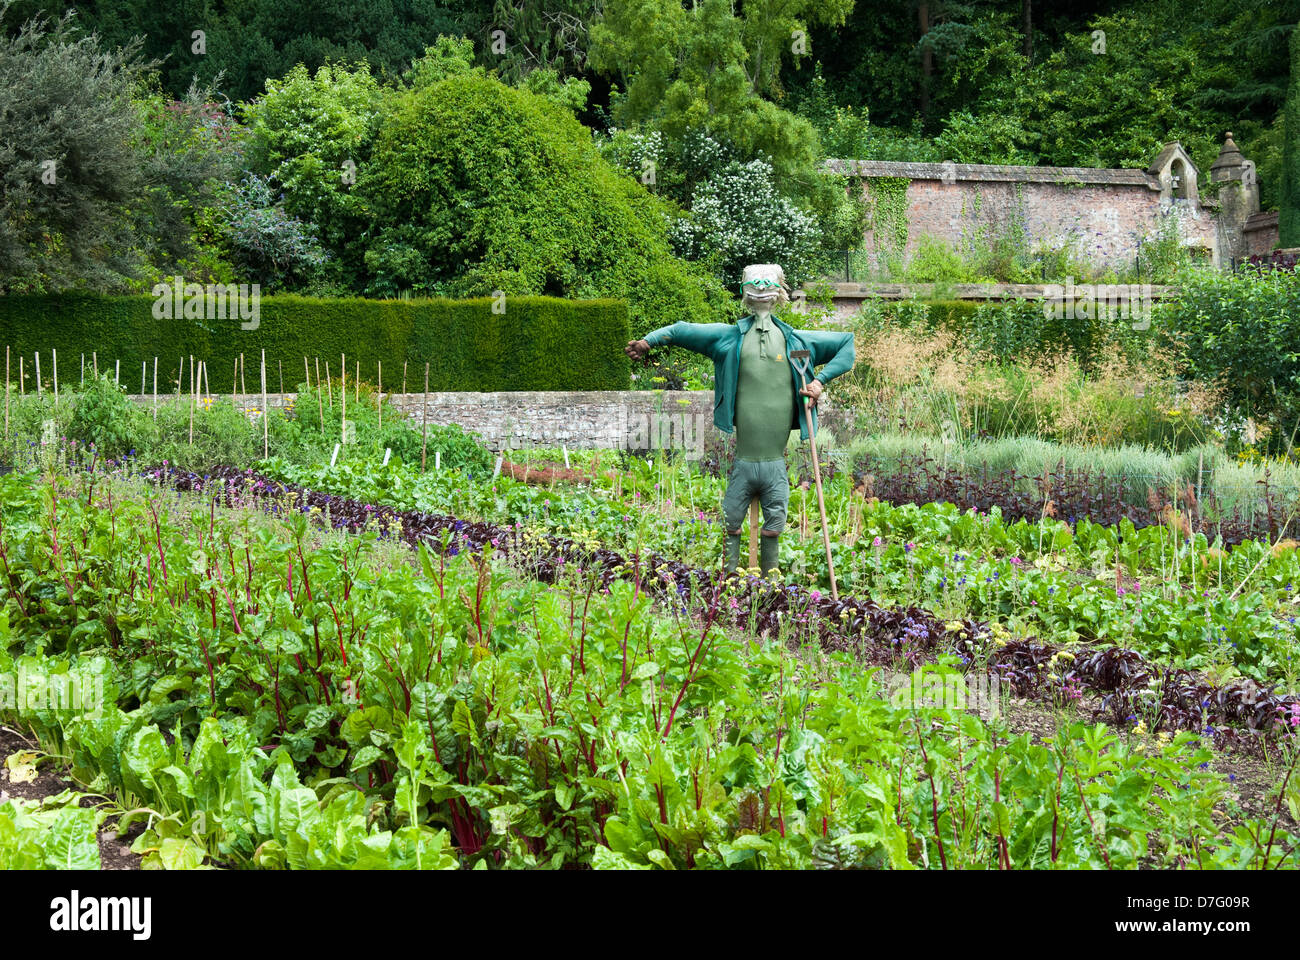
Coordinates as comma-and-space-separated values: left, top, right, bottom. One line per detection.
828, 158, 1220, 274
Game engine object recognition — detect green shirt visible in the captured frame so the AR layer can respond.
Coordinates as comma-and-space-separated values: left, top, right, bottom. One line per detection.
735, 314, 794, 461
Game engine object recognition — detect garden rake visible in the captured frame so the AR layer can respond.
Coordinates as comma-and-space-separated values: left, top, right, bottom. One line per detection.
789, 350, 839, 600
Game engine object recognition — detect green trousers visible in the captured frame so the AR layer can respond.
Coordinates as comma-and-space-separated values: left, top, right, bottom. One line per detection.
722, 458, 789, 574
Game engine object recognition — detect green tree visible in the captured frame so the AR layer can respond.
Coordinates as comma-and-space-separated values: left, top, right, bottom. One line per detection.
1282, 22, 1300, 246
590, 0, 852, 179
0, 10, 202, 291
242, 61, 386, 290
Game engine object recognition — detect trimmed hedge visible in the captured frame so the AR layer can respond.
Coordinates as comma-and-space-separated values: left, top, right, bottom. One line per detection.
0, 293, 630, 391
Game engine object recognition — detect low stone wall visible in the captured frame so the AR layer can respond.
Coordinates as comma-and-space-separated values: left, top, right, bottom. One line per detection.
131, 389, 853, 457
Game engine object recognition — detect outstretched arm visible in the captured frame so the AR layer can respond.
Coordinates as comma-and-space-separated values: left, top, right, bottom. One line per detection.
626, 322, 732, 362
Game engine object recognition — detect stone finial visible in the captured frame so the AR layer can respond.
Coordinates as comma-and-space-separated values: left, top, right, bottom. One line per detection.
1209, 132, 1245, 182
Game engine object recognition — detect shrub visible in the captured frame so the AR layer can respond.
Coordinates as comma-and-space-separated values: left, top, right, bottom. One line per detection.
65, 375, 151, 461
1157, 266, 1300, 450
360, 73, 733, 331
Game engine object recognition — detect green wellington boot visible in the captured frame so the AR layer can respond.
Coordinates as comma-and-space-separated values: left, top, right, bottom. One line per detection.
724, 533, 743, 574
760, 533, 781, 576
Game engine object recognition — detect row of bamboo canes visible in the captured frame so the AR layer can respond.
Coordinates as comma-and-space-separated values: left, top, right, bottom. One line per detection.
3, 347, 437, 468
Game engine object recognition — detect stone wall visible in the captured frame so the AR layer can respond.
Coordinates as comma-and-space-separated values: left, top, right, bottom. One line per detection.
133, 390, 853, 458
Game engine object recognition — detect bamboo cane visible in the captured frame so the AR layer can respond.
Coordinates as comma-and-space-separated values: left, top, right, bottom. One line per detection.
240, 353, 247, 397
4, 346, 9, 440
315, 359, 324, 431
355, 360, 359, 402
421, 363, 429, 470
51, 349, 57, 406
325, 362, 332, 407
261, 350, 269, 459
377, 361, 382, 430
93, 351, 97, 377
35, 352, 41, 396
141, 361, 146, 396
80, 353, 84, 386
19, 355, 23, 395
153, 357, 158, 419
748, 499, 760, 570
278, 359, 283, 396
341, 353, 346, 445
114, 359, 119, 385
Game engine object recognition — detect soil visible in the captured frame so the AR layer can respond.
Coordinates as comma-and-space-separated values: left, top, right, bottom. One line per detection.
500, 460, 610, 486
0, 724, 143, 870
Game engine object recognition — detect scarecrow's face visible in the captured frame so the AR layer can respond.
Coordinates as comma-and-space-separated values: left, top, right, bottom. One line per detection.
740, 264, 787, 313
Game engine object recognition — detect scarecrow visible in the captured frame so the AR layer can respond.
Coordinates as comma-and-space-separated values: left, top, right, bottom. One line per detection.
625, 264, 855, 576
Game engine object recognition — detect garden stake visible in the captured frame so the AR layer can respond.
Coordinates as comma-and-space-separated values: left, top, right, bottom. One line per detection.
377, 361, 382, 430
261, 349, 269, 458
240, 353, 247, 397
4, 345, 8, 440
421, 362, 430, 470
92, 351, 97, 377
789, 350, 838, 600
114, 358, 119, 385
35, 352, 41, 395
19, 355, 23, 395
52, 349, 57, 406
325, 361, 332, 406
748, 499, 760, 570
153, 357, 158, 418
341, 352, 347, 445
316, 360, 325, 430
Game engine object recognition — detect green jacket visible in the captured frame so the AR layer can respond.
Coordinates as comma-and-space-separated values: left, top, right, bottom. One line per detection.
644, 315, 855, 440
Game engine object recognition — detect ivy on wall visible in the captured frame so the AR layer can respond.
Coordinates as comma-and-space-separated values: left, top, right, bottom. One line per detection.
866, 176, 910, 252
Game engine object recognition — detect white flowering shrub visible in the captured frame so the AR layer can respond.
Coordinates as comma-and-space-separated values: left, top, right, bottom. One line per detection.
670, 158, 821, 285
